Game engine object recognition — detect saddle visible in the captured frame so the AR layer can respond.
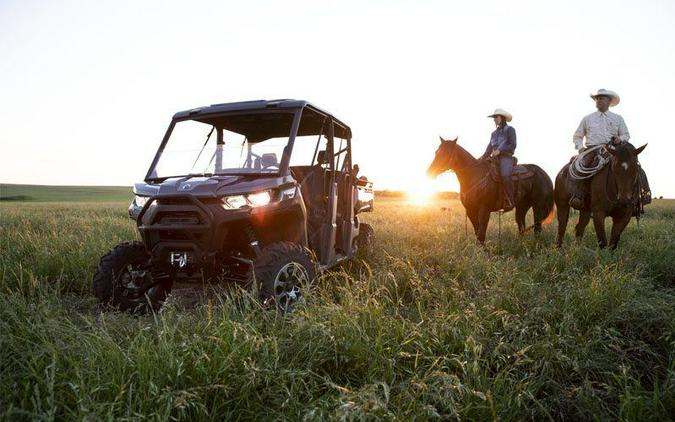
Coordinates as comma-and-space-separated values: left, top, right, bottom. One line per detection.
487, 162, 535, 183
461, 157, 535, 210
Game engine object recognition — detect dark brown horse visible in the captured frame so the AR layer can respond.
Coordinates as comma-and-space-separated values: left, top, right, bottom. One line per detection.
555, 141, 647, 249
427, 137, 555, 244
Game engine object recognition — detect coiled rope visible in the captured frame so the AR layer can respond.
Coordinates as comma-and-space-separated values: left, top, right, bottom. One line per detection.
568, 145, 609, 180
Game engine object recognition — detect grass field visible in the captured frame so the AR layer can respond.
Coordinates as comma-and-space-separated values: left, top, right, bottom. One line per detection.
1, 190, 674, 420
1, 184, 133, 202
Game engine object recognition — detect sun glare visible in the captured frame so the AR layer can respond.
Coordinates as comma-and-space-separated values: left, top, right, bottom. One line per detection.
402, 173, 459, 205
407, 183, 437, 205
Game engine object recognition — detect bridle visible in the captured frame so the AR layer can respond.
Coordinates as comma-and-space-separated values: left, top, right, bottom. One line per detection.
441, 142, 490, 175
601, 147, 641, 208
439, 143, 492, 199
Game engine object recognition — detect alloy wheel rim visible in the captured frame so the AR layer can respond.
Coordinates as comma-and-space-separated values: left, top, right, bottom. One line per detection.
272, 262, 308, 312
117, 262, 155, 300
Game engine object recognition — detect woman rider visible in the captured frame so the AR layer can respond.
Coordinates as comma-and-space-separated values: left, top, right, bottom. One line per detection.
480, 108, 517, 211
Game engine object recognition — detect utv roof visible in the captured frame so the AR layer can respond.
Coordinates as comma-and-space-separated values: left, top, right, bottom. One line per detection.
172, 99, 351, 140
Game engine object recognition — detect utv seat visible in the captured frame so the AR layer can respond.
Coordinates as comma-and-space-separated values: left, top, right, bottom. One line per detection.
261, 153, 279, 169
291, 165, 326, 250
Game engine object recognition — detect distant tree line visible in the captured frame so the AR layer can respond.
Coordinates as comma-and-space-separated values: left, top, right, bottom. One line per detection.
375, 191, 460, 199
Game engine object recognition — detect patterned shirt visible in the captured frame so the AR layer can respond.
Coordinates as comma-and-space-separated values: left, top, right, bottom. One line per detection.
573, 110, 630, 150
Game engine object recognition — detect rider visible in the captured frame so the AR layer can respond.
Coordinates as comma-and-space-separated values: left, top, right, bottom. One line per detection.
480, 108, 516, 211
569, 89, 630, 209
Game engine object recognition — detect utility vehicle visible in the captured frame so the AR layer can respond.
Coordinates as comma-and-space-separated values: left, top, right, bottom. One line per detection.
93, 99, 374, 313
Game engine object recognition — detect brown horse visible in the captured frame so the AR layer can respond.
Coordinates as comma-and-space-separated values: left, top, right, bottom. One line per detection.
554, 141, 647, 249
427, 137, 555, 244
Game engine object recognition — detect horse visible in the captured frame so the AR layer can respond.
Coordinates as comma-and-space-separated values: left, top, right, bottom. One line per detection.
554, 141, 647, 249
427, 137, 555, 244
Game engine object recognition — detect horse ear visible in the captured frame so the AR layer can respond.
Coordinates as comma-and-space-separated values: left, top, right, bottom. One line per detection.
635, 143, 647, 155
439, 135, 447, 143
452, 137, 458, 143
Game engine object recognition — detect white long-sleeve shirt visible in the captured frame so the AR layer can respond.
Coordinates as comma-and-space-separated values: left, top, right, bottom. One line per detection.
572, 110, 630, 150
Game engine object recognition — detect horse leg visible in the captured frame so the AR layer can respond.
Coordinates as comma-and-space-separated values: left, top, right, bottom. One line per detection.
532, 202, 549, 236
575, 210, 591, 242
467, 208, 480, 236
592, 210, 608, 248
515, 205, 528, 234
477, 206, 491, 244
556, 205, 570, 247
609, 210, 632, 250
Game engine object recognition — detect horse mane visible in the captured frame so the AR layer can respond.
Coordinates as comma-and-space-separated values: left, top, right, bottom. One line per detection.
451, 142, 479, 169
613, 141, 637, 155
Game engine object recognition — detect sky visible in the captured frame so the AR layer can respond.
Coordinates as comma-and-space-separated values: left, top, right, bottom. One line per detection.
1, 0, 674, 197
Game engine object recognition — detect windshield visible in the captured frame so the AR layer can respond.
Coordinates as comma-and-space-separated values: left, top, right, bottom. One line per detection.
148, 114, 293, 179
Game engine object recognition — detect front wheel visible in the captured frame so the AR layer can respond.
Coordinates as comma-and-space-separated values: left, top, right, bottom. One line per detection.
92, 241, 171, 313
356, 223, 375, 257
252, 242, 317, 314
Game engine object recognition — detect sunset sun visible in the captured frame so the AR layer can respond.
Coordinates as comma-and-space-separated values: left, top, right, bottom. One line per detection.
402, 173, 458, 205
407, 182, 437, 205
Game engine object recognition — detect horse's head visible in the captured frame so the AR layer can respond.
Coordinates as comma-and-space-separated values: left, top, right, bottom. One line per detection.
603, 141, 647, 206
427, 136, 459, 177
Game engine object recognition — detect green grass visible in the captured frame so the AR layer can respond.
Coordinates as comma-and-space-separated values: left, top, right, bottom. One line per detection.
0, 184, 133, 202
1, 198, 674, 420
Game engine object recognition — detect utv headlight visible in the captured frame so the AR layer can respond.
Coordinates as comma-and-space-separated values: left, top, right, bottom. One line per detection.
221, 190, 273, 209
247, 191, 271, 206
134, 195, 149, 207
128, 195, 150, 219
222, 195, 248, 209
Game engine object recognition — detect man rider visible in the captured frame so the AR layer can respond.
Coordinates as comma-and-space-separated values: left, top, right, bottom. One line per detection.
480, 108, 516, 211
569, 89, 630, 209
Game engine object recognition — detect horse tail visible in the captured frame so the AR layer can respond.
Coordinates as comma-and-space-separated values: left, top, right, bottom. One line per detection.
543, 203, 556, 225
521, 165, 556, 233
535, 170, 555, 225
520, 204, 555, 233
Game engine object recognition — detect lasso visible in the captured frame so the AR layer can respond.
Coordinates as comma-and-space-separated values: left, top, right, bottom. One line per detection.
568, 145, 609, 180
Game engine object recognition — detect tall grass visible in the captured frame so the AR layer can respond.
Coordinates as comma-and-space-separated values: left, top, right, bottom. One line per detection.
1, 199, 674, 420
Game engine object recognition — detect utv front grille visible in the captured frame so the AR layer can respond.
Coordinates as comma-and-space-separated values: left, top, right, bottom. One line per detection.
156, 197, 192, 205
156, 211, 202, 225
157, 231, 204, 242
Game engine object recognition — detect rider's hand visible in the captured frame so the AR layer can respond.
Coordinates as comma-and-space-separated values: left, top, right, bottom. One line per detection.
578, 146, 587, 154
490, 150, 500, 158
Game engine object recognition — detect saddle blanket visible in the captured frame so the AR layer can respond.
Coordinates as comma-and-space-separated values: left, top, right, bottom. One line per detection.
489, 164, 535, 182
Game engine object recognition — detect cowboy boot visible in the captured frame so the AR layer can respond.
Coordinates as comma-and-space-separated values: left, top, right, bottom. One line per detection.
502, 177, 515, 212
568, 179, 588, 210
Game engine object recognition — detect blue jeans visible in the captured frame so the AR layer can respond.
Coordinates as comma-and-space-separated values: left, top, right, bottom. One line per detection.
499, 156, 515, 205
499, 156, 513, 178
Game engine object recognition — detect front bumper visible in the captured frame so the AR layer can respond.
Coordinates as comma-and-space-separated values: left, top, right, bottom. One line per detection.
136, 194, 301, 272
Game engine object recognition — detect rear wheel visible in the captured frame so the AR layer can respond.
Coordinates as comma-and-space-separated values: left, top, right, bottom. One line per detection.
356, 223, 375, 257
93, 241, 171, 313
252, 241, 316, 314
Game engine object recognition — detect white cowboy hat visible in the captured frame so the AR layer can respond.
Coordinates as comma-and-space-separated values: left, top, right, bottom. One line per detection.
487, 108, 512, 122
590, 88, 620, 106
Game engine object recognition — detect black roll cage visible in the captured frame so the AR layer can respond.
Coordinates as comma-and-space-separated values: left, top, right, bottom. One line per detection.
144, 103, 353, 185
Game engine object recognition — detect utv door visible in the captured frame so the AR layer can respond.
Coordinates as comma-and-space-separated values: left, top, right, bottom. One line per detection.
332, 132, 356, 257
319, 120, 338, 266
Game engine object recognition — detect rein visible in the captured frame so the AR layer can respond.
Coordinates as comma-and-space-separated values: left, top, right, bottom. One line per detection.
444, 145, 487, 195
